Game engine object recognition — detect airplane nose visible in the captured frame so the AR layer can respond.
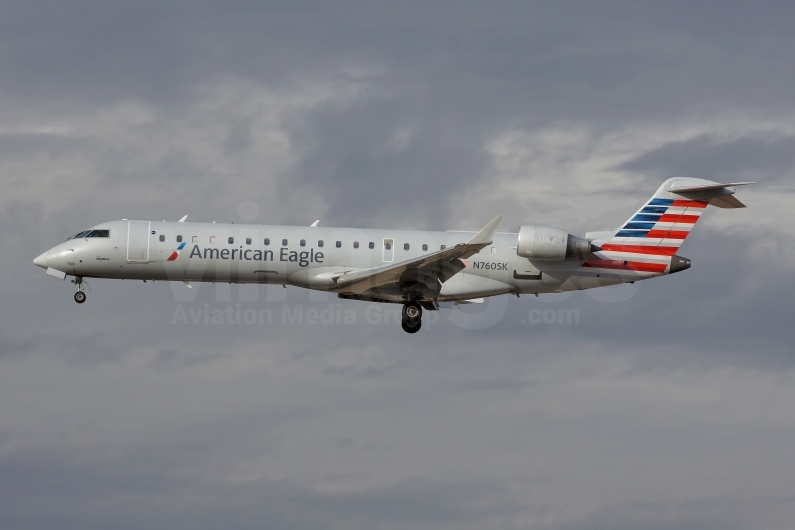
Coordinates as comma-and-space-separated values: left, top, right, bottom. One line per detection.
33, 252, 48, 268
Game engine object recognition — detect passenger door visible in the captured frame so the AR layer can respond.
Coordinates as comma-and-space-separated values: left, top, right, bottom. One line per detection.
127, 221, 150, 263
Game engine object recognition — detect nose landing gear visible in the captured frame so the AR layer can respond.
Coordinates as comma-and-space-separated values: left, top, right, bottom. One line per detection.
72, 276, 88, 303
401, 301, 422, 334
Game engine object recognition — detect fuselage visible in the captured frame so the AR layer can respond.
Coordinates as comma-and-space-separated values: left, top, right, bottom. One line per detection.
34, 219, 676, 302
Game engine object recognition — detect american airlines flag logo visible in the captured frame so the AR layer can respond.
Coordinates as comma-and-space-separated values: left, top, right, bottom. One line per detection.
167, 242, 187, 261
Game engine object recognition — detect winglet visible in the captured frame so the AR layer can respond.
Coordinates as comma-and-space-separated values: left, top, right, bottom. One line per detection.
466, 215, 504, 246
310, 220, 320, 227
178, 215, 188, 223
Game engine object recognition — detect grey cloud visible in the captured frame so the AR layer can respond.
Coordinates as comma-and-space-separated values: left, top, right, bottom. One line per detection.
3, 1, 795, 529
288, 97, 489, 227
0, 444, 517, 530
561, 496, 762, 530
618, 134, 795, 184
447, 377, 537, 392
149, 347, 229, 372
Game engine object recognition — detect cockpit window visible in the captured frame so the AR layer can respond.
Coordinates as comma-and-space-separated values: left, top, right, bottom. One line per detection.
69, 230, 91, 240
67, 229, 110, 241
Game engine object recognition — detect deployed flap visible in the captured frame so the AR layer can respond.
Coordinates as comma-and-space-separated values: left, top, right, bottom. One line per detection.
334, 215, 504, 292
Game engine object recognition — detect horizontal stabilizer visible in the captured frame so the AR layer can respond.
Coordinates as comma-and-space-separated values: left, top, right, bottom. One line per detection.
709, 195, 746, 208
667, 181, 755, 193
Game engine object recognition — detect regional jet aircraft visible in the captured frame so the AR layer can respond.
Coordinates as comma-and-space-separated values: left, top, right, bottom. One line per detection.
34, 178, 751, 333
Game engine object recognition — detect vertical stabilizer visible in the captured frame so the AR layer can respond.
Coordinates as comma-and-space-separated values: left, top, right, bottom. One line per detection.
601, 180, 708, 257
583, 178, 751, 275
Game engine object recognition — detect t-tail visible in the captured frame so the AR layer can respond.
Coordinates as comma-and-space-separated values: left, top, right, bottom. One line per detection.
584, 178, 753, 276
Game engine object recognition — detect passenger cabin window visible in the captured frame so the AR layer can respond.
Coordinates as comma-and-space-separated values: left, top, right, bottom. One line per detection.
192, 236, 198, 243
384, 242, 392, 250
86, 230, 110, 238
404, 243, 410, 251
176, 235, 182, 243
353, 241, 359, 249
210, 236, 216, 243
159, 235, 165, 242
422, 244, 428, 251
318, 240, 324, 247
264, 238, 270, 245
300, 239, 306, 247
369, 242, 374, 249
228, 237, 234, 244
246, 237, 251, 245
336, 241, 341, 248
282, 239, 288, 246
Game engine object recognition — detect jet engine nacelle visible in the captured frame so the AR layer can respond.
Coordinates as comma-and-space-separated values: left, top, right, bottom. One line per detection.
516, 225, 592, 261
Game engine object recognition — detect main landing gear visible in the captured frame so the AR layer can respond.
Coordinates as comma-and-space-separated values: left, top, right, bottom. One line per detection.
72, 276, 87, 304
401, 301, 422, 334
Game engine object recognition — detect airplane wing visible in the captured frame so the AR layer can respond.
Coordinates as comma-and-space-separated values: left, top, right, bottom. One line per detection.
333, 215, 504, 295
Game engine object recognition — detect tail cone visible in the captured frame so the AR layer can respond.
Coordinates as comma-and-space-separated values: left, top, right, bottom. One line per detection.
670, 255, 691, 274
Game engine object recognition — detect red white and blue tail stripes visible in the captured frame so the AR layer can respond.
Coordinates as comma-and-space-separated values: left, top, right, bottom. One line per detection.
582, 195, 708, 275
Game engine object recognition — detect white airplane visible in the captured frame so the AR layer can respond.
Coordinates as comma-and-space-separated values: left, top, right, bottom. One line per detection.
34, 178, 752, 333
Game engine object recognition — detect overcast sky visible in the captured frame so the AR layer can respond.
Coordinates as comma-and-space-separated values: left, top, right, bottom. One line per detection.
2, 2, 795, 529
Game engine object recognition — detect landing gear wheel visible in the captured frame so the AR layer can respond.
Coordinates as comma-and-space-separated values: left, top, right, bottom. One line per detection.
402, 302, 422, 321
74, 291, 86, 304
401, 301, 423, 333
401, 318, 421, 334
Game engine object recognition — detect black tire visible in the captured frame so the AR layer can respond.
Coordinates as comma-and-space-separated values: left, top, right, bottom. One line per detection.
402, 302, 422, 321
401, 318, 421, 334
74, 291, 86, 304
